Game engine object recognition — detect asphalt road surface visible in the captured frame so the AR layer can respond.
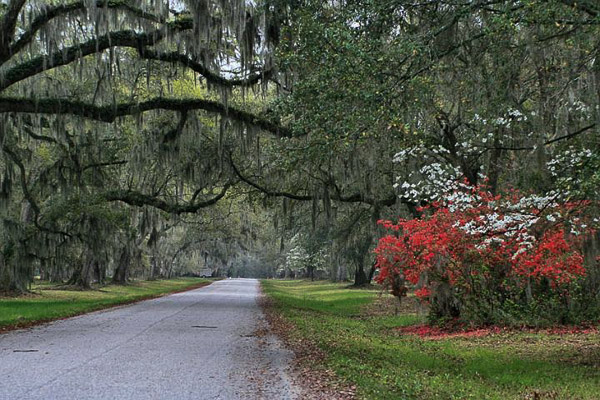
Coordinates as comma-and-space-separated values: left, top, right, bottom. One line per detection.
0, 279, 300, 400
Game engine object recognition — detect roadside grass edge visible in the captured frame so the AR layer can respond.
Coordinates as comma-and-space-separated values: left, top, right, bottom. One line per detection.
0, 278, 219, 333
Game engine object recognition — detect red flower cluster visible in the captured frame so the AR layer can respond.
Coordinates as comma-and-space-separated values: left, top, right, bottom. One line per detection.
375, 185, 594, 308
514, 230, 585, 287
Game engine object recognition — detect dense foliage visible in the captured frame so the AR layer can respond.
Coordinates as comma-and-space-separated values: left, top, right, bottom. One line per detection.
376, 182, 599, 325
0, 0, 598, 329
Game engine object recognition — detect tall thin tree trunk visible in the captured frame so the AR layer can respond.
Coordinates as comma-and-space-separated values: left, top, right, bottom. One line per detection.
94, 261, 105, 285
367, 262, 377, 284
336, 263, 347, 282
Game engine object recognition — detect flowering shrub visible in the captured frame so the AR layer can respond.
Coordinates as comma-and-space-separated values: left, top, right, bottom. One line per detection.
375, 183, 596, 325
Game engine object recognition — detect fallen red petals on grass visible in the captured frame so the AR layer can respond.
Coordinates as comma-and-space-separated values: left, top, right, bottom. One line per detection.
396, 324, 599, 340
396, 325, 502, 339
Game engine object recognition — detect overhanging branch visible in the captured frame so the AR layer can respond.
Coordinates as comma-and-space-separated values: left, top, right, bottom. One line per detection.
481, 123, 597, 151
140, 49, 273, 88
7, 0, 170, 62
1, 29, 176, 91
0, 97, 294, 137
104, 184, 230, 214
0, 0, 27, 60
4, 8, 264, 90
230, 158, 398, 207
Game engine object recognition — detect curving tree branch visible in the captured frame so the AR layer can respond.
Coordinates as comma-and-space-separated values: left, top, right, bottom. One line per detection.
1, 140, 73, 237
1, 6, 269, 93
3, 29, 268, 92
0, 0, 27, 60
230, 157, 398, 207
481, 123, 597, 151
139, 49, 273, 88
0, 97, 295, 137
6, 0, 170, 63
104, 184, 230, 214
2, 4, 268, 90
0, 29, 175, 91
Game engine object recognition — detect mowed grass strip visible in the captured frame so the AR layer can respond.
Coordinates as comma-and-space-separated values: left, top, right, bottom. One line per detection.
262, 280, 600, 400
0, 278, 215, 331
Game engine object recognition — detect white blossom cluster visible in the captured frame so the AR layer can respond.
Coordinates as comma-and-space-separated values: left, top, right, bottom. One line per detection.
479, 132, 495, 144
547, 147, 594, 178
395, 162, 463, 203
457, 211, 540, 250
393, 146, 425, 163
456, 140, 480, 157
506, 192, 561, 210
394, 142, 595, 251
393, 144, 450, 164
282, 235, 329, 273
467, 108, 534, 151
444, 188, 547, 249
472, 108, 528, 128
568, 100, 591, 114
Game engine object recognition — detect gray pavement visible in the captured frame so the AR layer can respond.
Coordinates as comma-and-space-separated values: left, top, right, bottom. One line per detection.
0, 278, 300, 400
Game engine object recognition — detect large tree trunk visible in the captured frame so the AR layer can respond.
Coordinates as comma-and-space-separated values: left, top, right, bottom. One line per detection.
430, 281, 461, 319
0, 253, 27, 293
68, 252, 94, 289
582, 232, 600, 297
68, 263, 92, 289
49, 260, 64, 283
112, 247, 131, 284
427, 257, 461, 318
39, 258, 49, 281
353, 262, 368, 286
150, 255, 162, 280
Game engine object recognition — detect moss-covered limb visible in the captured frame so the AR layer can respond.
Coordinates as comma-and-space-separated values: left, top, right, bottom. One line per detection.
230, 157, 399, 207
22, 125, 59, 144
1, 29, 169, 91
82, 160, 128, 171
3, 11, 253, 91
0, 0, 26, 60
103, 184, 230, 214
1, 141, 72, 238
7, 0, 176, 63
0, 97, 294, 138
140, 49, 273, 88
1, 141, 40, 215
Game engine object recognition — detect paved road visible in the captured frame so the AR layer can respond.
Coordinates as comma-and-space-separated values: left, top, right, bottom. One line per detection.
0, 279, 300, 400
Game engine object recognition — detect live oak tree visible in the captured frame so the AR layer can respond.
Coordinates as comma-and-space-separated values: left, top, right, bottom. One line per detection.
0, 0, 287, 292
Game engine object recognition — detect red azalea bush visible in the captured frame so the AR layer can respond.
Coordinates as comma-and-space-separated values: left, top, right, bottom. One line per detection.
375, 184, 598, 326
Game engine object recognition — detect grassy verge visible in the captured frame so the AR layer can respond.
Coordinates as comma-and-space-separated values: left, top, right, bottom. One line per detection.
0, 278, 216, 331
262, 280, 600, 400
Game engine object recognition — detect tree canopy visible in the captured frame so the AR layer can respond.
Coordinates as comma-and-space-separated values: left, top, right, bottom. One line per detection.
0, 0, 598, 307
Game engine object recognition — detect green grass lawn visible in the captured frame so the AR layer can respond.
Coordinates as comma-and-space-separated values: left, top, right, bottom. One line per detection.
262, 280, 600, 400
0, 278, 214, 330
